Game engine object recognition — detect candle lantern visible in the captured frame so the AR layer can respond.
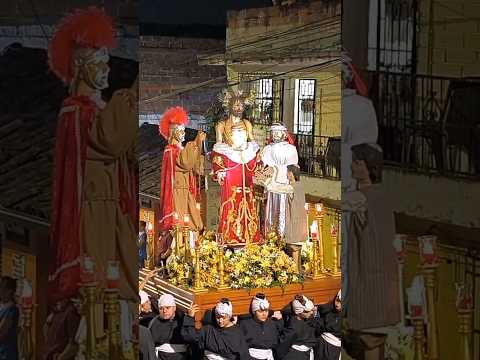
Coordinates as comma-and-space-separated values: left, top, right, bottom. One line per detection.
455, 282, 473, 311
418, 235, 439, 266
106, 261, 120, 289
21, 279, 33, 306
406, 276, 426, 319
81, 256, 96, 284
393, 234, 408, 263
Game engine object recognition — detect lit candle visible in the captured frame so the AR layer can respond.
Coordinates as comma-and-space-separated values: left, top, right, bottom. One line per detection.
196, 203, 201, 211
310, 221, 319, 240
183, 214, 190, 226
106, 261, 120, 289
147, 221, 153, 233
173, 212, 179, 225
330, 224, 337, 236
81, 256, 96, 283
315, 203, 323, 214
21, 279, 33, 306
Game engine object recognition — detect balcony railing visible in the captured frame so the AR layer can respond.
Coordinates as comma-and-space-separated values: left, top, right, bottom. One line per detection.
295, 134, 341, 180
371, 71, 480, 179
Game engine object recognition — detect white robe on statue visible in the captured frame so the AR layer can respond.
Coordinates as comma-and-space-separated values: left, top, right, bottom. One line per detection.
261, 141, 298, 237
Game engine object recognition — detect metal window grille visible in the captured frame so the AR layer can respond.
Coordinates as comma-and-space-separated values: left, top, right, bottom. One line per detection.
294, 79, 316, 135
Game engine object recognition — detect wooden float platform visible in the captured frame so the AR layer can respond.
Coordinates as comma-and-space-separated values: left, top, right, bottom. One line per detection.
140, 269, 340, 328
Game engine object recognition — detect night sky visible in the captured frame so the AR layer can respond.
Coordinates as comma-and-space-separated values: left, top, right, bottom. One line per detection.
139, 0, 273, 25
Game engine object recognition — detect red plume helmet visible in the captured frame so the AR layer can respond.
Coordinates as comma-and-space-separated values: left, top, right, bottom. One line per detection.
159, 107, 189, 139
48, 6, 116, 84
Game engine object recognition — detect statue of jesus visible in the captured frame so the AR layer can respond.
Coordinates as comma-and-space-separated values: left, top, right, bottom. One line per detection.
211, 88, 261, 244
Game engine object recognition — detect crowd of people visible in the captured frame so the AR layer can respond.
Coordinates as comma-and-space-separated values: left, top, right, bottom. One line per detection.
138, 290, 342, 360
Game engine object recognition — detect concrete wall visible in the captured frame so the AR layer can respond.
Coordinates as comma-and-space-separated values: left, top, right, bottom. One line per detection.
0, 24, 138, 60
140, 36, 227, 116
418, 0, 480, 76
384, 167, 480, 228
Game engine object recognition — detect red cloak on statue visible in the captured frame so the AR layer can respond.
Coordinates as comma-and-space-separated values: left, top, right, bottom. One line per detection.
48, 96, 97, 303
212, 142, 261, 244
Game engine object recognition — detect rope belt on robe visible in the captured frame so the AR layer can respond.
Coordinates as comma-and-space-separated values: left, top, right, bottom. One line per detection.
248, 348, 274, 360
321, 332, 341, 347
155, 343, 187, 355
204, 350, 228, 360
291, 345, 314, 360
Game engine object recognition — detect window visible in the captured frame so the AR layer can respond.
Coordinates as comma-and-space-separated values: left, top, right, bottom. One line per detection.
239, 73, 284, 125
294, 79, 316, 135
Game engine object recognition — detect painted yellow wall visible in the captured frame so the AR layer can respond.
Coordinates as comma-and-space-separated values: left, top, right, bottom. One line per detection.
418, 0, 480, 76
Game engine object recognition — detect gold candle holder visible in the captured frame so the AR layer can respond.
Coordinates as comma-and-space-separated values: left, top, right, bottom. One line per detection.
193, 246, 207, 293
315, 204, 326, 274
183, 215, 191, 261
330, 224, 341, 277
104, 289, 123, 360
412, 317, 425, 360
457, 308, 473, 360
83, 283, 98, 360
422, 265, 439, 360
174, 223, 181, 256
217, 245, 229, 290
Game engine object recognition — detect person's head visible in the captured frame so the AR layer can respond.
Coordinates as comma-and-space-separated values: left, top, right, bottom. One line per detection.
292, 294, 315, 320
351, 143, 383, 184
159, 106, 189, 143
139, 290, 152, 314
139, 221, 146, 232
215, 298, 234, 328
0, 276, 17, 303
287, 164, 301, 183
158, 294, 176, 320
251, 293, 270, 322
48, 7, 115, 95
334, 290, 341, 312
270, 123, 288, 143
221, 88, 253, 118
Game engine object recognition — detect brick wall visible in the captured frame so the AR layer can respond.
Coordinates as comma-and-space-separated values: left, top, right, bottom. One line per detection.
140, 36, 227, 116
418, 0, 480, 76
0, 0, 137, 25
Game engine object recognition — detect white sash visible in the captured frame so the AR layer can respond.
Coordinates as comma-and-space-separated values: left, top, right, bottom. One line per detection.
204, 350, 227, 360
249, 348, 274, 360
291, 344, 314, 360
321, 332, 341, 347
156, 343, 188, 354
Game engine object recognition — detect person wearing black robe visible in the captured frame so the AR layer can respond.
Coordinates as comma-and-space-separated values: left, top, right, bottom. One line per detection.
149, 293, 190, 360
313, 290, 342, 360
280, 295, 318, 360
182, 298, 250, 360
139, 290, 156, 328
239, 293, 284, 360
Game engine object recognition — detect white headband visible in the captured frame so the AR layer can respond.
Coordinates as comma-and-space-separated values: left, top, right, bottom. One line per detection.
292, 296, 315, 315
270, 124, 287, 132
215, 301, 233, 318
158, 294, 176, 307
251, 296, 270, 313
139, 290, 149, 305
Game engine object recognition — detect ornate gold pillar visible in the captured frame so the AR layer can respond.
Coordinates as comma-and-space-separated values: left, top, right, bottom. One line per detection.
412, 317, 425, 360
457, 309, 473, 360
104, 289, 123, 359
